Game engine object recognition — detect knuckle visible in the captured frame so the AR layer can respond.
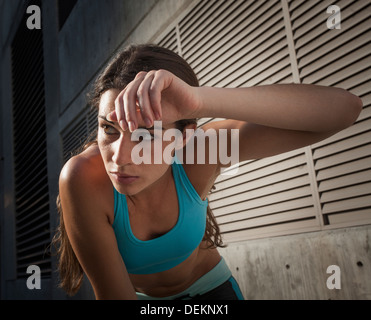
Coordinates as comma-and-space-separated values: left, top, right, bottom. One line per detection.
136, 86, 145, 97
125, 86, 136, 98
156, 69, 166, 77
136, 71, 147, 78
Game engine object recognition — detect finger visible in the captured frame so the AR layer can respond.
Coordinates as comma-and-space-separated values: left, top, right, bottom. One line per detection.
106, 110, 117, 122
115, 89, 128, 131
124, 86, 138, 132
123, 72, 147, 132
137, 72, 156, 128
149, 70, 171, 120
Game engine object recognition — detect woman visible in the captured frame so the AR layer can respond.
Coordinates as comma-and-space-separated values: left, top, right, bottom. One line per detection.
55, 44, 362, 300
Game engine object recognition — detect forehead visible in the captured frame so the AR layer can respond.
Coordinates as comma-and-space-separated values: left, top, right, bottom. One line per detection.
99, 89, 120, 114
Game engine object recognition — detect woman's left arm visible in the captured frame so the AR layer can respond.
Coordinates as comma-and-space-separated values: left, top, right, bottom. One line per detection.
195, 84, 363, 162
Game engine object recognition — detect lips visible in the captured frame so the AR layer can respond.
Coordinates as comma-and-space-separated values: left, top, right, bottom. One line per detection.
110, 172, 139, 185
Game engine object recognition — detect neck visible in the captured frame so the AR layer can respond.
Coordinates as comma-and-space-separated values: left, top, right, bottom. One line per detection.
126, 165, 173, 210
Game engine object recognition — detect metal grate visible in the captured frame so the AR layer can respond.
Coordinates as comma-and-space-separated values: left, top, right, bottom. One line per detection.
290, 0, 371, 228
11, 0, 51, 278
61, 106, 98, 164
158, 27, 179, 55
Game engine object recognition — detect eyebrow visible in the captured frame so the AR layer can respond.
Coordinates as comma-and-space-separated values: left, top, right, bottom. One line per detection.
98, 115, 115, 124
98, 115, 165, 130
137, 126, 165, 130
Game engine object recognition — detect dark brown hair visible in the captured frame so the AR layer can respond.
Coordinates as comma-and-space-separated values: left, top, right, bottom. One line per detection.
52, 44, 225, 296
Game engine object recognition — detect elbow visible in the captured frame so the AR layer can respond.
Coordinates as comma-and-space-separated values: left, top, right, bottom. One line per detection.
337, 90, 363, 130
346, 92, 363, 125
353, 94, 363, 116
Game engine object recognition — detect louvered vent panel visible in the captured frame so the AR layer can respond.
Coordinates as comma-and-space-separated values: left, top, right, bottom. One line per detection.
11, 0, 51, 278
61, 106, 98, 164
87, 106, 98, 135
180, 0, 294, 88
154, 0, 371, 242
157, 27, 178, 55
209, 149, 319, 242
290, 0, 371, 227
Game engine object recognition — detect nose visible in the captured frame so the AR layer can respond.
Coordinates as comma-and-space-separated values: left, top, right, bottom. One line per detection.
111, 133, 135, 167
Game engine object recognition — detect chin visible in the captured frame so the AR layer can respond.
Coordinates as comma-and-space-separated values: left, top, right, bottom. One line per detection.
113, 183, 138, 195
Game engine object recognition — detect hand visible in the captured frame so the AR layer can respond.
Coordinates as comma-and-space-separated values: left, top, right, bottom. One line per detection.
108, 69, 201, 132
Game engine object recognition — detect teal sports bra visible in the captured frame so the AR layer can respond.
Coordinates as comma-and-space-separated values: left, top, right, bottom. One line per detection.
112, 156, 208, 274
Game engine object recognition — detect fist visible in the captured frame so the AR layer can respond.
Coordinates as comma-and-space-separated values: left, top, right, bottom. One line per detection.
108, 69, 201, 132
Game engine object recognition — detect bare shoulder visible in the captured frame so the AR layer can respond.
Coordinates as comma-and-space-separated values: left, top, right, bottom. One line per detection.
60, 144, 104, 181
58, 144, 135, 299
59, 143, 114, 223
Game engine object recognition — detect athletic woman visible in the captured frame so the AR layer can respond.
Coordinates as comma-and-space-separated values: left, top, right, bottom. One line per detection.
55, 44, 362, 300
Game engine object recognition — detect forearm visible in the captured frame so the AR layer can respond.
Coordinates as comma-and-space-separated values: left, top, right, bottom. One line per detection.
196, 84, 363, 132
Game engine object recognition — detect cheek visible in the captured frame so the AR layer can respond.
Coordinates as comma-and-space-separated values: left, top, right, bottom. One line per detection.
97, 138, 112, 161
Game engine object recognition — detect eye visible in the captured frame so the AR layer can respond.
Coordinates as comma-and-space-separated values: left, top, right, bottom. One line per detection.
101, 124, 117, 135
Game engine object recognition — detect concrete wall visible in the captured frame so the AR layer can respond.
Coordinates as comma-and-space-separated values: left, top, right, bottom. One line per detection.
221, 225, 371, 300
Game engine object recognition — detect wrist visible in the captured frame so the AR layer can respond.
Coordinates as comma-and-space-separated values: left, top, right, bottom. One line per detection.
192, 86, 215, 119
